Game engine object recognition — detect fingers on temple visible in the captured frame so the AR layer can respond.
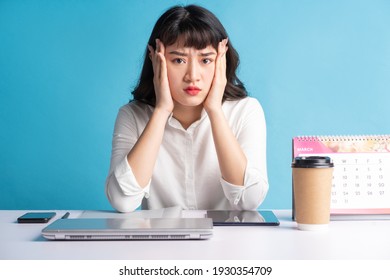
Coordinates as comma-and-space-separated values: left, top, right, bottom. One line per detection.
218, 38, 229, 56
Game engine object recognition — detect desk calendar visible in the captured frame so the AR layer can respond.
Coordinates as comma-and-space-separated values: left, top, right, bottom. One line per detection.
292, 135, 390, 217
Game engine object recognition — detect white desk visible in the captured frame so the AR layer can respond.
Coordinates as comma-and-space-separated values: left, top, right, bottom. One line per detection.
1, 210, 389, 260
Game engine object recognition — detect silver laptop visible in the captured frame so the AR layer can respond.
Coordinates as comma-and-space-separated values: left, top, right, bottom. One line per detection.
41, 218, 213, 240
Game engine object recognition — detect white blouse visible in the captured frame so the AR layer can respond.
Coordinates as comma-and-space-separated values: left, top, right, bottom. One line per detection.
105, 97, 269, 212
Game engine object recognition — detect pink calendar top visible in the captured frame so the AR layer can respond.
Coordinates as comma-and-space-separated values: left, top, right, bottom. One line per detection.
293, 135, 390, 158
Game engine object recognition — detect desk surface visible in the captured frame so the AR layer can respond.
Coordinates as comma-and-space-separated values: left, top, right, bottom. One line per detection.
1, 210, 389, 260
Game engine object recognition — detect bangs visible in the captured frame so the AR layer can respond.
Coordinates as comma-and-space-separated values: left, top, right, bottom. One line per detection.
159, 16, 223, 50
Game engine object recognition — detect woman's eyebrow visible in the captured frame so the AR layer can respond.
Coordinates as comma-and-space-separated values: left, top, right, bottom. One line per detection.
168, 50, 217, 56
168, 51, 188, 56
200, 52, 216, 57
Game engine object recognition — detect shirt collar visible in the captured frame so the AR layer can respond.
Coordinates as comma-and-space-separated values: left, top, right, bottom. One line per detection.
167, 109, 208, 133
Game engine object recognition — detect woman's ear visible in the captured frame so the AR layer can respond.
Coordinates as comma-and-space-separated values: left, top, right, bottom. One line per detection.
147, 45, 154, 60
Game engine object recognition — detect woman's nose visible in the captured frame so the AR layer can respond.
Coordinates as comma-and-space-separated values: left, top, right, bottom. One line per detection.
184, 61, 201, 82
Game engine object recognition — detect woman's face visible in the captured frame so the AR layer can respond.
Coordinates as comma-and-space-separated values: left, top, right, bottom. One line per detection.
165, 42, 217, 108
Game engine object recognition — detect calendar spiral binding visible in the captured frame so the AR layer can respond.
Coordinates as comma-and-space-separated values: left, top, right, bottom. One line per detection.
294, 135, 390, 142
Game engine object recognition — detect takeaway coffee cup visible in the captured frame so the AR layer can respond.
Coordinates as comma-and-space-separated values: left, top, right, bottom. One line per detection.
292, 156, 334, 231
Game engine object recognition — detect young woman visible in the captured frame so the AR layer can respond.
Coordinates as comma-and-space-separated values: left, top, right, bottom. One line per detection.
105, 5, 268, 212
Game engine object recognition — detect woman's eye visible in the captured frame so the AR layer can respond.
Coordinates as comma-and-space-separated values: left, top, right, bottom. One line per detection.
173, 58, 185, 64
202, 58, 212, 64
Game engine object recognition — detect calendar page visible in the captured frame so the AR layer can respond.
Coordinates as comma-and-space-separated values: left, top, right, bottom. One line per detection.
292, 135, 390, 215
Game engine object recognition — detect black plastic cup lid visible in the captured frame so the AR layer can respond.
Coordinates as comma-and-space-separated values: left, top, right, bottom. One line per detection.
291, 156, 334, 168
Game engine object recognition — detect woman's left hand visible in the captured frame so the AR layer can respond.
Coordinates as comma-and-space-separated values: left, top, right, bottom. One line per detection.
203, 38, 229, 113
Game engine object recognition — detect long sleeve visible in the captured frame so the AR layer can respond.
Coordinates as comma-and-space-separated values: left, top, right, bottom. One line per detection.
105, 104, 150, 212
220, 98, 269, 210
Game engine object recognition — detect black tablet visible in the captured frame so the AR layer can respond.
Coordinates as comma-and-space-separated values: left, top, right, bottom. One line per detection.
206, 210, 280, 226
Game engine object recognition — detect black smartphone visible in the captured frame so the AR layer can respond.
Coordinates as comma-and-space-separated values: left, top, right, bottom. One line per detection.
17, 212, 56, 223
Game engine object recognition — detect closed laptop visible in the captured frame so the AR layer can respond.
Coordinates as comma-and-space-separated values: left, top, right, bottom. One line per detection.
41, 218, 213, 240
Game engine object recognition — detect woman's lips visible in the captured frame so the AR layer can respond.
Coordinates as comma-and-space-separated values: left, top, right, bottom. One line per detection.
184, 86, 201, 96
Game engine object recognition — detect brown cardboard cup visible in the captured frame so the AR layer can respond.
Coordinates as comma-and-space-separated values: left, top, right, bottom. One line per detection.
292, 156, 334, 231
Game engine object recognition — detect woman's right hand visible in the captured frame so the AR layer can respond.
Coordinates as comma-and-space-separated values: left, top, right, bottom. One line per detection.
148, 39, 174, 113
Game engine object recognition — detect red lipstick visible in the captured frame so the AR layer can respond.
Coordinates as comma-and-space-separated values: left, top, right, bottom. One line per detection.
184, 86, 201, 96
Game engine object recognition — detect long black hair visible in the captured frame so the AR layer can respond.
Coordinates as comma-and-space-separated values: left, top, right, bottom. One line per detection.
132, 5, 247, 106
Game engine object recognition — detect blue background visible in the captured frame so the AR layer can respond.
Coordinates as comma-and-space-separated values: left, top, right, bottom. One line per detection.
1, 0, 389, 210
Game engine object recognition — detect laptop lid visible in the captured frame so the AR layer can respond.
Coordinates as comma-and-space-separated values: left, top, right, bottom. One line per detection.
41, 218, 213, 240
